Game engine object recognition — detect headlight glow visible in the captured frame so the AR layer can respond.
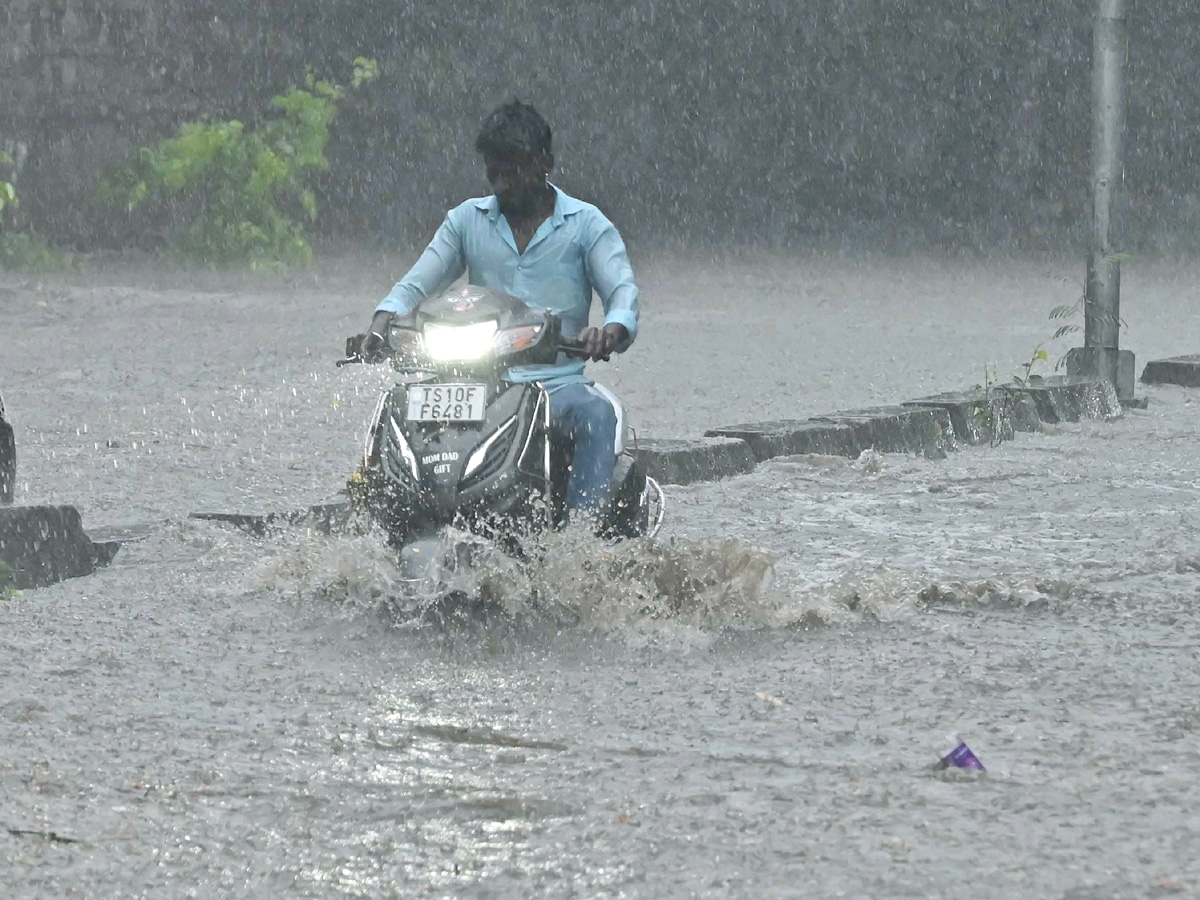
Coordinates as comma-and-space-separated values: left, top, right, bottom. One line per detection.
423, 320, 499, 361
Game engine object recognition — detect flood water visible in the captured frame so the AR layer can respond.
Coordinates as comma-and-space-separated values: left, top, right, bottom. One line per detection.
2, 251, 1199, 898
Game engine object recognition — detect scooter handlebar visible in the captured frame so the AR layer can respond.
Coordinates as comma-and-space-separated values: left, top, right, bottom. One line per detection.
337, 333, 392, 367
558, 338, 590, 359
338, 335, 593, 366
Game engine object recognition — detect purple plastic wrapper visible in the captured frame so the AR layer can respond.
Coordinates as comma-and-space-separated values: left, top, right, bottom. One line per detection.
938, 741, 985, 771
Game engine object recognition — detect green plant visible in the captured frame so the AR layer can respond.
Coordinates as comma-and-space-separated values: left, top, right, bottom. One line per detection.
1013, 345, 1049, 386
971, 345, 1047, 447
98, 62, 373, 267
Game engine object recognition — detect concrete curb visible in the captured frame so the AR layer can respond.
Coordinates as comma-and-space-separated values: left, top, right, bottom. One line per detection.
700, 379, 1117, 480
809, 405, 954, 455
903, 387, 1040, 445
902, 391, 995, 445
704, 420, 858, 462
1008, 377, 1122, 424
0, 505, 118, 590
706, 407, 952, 464
993, 388, 1044, 433
1140, 355, 1200, 388
632, 437, 757, 486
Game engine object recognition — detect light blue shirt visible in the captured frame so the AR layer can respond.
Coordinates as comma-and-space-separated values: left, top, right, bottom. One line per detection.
377, 185, 639, 388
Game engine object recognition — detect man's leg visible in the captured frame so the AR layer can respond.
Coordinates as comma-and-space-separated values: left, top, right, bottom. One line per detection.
548, 383, 618, 514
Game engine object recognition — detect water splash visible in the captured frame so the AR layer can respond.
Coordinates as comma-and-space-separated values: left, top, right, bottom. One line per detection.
237, 520, 787, 640
235, 514, 1084, 648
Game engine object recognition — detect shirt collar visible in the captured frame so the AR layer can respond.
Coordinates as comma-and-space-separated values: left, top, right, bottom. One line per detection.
473, 183, 585, 226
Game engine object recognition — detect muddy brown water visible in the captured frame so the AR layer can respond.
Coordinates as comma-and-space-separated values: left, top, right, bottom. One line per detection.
2, 252, 1199, 898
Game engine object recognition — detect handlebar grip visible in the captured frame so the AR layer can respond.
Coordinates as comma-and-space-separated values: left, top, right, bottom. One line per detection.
339, 333, 392, 366
559, 339, 588, 359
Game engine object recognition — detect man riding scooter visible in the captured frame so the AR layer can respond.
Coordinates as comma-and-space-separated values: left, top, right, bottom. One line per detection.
362, 100, 639, 519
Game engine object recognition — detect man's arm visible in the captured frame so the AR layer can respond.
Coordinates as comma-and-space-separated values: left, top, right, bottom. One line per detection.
370, 208, 468, 326
580, 213, 639, 361
363, 209, 467, 357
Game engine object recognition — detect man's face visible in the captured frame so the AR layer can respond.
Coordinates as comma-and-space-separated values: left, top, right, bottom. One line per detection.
483, 152, 548, 216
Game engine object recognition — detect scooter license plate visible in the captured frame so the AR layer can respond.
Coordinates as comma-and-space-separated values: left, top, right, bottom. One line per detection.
406, 384, 487, 422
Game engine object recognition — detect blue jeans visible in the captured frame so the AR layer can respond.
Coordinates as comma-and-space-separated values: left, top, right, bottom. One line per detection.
548, 383, 619, 512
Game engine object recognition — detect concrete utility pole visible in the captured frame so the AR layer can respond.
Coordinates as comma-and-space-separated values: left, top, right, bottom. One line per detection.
1070, 0, 1134, 397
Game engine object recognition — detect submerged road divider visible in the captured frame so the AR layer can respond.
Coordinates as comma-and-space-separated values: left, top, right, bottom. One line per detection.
698, 377, 1120, 481
188, 378, 1122, 541
0, 378, 1131, 587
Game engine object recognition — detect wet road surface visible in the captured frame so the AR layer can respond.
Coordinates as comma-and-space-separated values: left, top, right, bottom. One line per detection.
2, 252, 1200, 898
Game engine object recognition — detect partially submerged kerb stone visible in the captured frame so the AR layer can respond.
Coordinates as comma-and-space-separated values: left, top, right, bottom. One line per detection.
905, 379, 1120, 443
1009, 377, 1122, 424
633, 437, 756, 485
0, 505, 119, 590
1141, 355, 1200, 388
903, 389, 1040, 445
809, 405, 953, 455
705, 420, 858, 461
707, 406, 951, 462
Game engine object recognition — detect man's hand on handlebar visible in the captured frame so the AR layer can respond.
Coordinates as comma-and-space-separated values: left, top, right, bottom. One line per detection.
578, 323, 628, 362
360, 310, 394, 362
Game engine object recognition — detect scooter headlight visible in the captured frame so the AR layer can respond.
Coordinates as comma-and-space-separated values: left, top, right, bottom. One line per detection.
423, 321, 499, 362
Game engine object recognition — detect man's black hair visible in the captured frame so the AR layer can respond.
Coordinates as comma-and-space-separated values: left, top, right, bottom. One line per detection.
475, 100, 552, 161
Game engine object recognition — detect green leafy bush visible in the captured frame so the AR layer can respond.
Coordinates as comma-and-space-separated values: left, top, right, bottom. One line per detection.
99, 70, 367, 267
